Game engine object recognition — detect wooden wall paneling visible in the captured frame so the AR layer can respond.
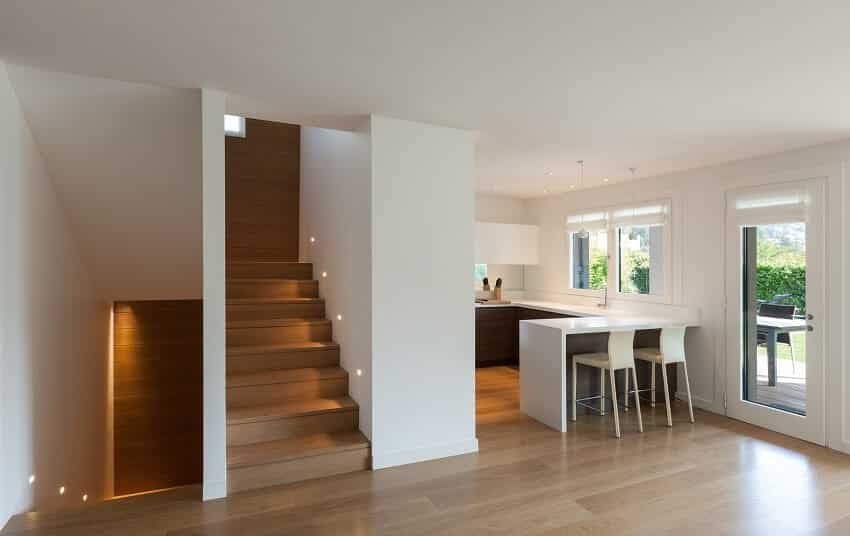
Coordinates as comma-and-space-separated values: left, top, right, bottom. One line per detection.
113, 300, 202, 496
225, 118, 300, 263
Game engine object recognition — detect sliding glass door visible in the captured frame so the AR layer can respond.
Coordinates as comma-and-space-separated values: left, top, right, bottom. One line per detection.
725, 179, 826, 444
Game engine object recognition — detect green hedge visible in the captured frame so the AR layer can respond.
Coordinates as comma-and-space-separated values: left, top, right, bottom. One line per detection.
756, 265, 806, 312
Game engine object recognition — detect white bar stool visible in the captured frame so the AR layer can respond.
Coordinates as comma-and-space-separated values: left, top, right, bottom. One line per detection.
571, 330, 643, 438
634, 326, 694, 426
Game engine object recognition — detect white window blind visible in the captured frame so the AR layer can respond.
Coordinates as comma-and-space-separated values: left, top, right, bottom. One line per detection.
566, 201, 670, 232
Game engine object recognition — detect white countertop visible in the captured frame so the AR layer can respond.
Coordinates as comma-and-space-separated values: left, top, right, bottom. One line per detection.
476, 299, 695, 335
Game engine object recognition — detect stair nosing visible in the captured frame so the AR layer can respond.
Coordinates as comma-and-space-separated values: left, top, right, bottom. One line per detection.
227, 396, 358, 425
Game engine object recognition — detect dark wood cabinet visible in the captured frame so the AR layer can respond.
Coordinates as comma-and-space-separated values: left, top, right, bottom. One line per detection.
475, 307, 518, 367
475, 306, 573, 367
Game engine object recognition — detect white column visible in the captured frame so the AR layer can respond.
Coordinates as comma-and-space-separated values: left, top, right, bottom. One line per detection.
201, 89, 227, 500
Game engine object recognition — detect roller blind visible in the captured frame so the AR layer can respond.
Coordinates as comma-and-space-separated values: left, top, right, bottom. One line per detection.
566, 200, 670, 232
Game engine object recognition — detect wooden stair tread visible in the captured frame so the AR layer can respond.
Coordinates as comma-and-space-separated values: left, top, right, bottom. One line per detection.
227, 297, 324, 305
227, 261, 311, 266
227, 431, 369, 468
227, 318, 330, 329
227, 396, 357, 425
227, 366, 347, 388
229, 278, 317, 283
228, 341, 339, 356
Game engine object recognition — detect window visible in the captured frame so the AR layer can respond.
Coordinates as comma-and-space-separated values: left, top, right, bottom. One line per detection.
567, 201, 671, 300
617, 224, 664, 295
570, 230, 607, 290
474, 264, 488, 287
224, 114, 246, 137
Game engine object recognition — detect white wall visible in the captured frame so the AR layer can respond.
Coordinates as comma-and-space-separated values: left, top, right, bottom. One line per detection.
370, 116, 478, 468
5, 64, 203, 302
474, 195, 526, 292
200, 89, 227, 500
300, 125, 373, 439
0, 61, 110, 528
523, 140, 850, 454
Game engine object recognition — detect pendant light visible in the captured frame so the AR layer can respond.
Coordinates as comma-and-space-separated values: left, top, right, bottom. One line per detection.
575, 160, 589, 239
627, 167, 640, 240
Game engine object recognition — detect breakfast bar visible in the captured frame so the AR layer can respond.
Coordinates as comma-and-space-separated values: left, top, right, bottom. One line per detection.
511, 302, 695, 432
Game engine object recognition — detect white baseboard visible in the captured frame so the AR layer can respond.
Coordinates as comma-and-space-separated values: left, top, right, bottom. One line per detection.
202, 479, 227, 501
372, 437, 479, 470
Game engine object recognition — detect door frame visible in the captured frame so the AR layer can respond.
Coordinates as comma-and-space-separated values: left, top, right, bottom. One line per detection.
723, 176, 827, 445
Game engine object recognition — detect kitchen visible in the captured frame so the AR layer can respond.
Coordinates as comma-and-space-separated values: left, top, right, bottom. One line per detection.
474, 190, 701, 437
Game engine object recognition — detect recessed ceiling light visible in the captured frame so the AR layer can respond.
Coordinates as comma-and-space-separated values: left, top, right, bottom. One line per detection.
28, 475, 35, 485
570, 184, 576, 190
59, 486, 65, 495
545, 171, 553, 176
603, 178, 609, 183
336, 314, 342, 321
321, 271, 327, 278
543, 188, 549, 194
309, 236, 316, 243
82, 494, 88, 502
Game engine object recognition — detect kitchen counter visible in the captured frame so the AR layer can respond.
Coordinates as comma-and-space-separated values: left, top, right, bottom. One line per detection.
476, 299, 691, 334
511, 299, 697, 433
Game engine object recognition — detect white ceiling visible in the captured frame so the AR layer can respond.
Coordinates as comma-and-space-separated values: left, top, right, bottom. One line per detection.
6, 64, 202, 300
2, 1, 850, 198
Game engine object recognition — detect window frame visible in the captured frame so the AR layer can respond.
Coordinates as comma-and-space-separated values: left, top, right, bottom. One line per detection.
566, 199, 673, 304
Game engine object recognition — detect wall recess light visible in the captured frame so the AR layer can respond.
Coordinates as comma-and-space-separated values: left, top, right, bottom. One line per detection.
82, 494, 88, 502
59, 486, 65, 495
309, 236, 316, 243
29, 475, 35, 485
336, 314, 342, 321
356, 369, 363, 376
321, 271, 327, 278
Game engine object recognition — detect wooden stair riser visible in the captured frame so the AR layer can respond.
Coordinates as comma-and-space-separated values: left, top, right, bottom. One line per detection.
227, 410, 358, 446
227, 280, 319, 299
227, 447, 370, 494
227, 323, 331, 347
227, 377, 349, 408
227, 262, 313, 280
227, 348, 340, 374
226, 301, 325, 322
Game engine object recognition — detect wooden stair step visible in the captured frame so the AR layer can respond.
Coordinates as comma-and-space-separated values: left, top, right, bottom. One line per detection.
227, 261, 313, 280
227, 278, 319, 299
227, 367, 349, 407
227, 366, 347, 388
226, 297, 324, 306
227, 342, 340, 374
227, 299, 325, 321
227, 396, 358, 426
227, 318, 330, 329
227, 341, 339, 357
227, 431, 369, 469
226, 320, 331, 347
226, 436, 370, 494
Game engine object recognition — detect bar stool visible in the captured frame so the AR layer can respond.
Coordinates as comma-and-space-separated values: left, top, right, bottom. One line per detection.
571, 330, 643, 438
634, 326, 694, 426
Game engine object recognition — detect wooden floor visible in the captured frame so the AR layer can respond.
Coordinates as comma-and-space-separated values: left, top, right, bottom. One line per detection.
6, 366, 850, 535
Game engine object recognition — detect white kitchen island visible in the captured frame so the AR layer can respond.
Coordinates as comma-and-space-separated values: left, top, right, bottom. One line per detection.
516, 304, 695, 432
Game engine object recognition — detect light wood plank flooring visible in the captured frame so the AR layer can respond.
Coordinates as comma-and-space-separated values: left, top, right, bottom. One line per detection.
5, 366, 850, 535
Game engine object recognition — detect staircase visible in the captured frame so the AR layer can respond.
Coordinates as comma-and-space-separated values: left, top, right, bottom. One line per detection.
225, 260, 370, 494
